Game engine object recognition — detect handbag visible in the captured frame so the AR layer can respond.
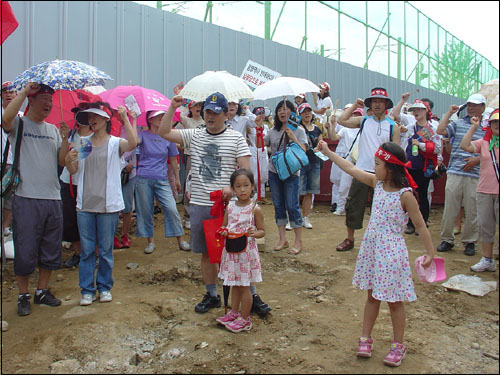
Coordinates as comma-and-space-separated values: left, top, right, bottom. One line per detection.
225, 232, 248, 254
203, 216, 225, 264
272, 132, 309, 181
121, 169, 130, 185
1, 118, 23, 199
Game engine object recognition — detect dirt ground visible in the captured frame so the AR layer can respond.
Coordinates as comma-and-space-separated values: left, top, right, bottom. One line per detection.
1, 199, 499, 374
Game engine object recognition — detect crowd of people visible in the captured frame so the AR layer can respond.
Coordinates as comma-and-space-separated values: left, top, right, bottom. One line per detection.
1, 78, 498, 367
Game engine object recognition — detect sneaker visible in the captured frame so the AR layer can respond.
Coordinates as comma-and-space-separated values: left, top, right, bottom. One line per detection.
17, 294, 32, 316
336, 238, 354, 251
183, 219, 191, 230
113, 236, 123, 249
121, 234, 131, 248
99, 290, 112, 303
34, 289, 61, 307
437, 241, 454, 252
226, 316, 252, 333
333, 209, 345, 216
303, 216, 312, 229
384, 341, 407, 367
285, 222, 292, 231
357, 336, 373, 358
471, 257, 496, 272
144, 242, 156, 254
179, 241, 191, 251
464, 243, 476, 256
80, 294, 97, 306
404, 225, 415, 235
216, 310, 240, 326
3, 227, 12, 237
194, 293, 221, 313
251, 294, 272, 316
63, 253, 80, 268
330, 203, 337, 213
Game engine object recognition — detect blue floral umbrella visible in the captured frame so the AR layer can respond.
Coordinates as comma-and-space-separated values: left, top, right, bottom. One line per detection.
10, 59, 112, 92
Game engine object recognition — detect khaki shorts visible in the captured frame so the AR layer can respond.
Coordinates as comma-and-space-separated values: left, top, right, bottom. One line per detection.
345, 178, 373, 230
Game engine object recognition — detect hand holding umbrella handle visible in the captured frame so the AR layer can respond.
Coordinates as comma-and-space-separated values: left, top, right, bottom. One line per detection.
59, 121, 69, 141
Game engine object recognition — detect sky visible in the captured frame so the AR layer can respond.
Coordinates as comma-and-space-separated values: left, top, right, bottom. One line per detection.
135, 1, 499, 71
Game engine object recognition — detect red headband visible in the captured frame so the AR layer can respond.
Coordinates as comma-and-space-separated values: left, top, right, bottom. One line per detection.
371, 88, 388, 97
375, 147, 418, 190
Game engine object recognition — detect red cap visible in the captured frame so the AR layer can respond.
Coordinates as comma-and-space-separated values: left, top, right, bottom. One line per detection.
1, 81, 12, 90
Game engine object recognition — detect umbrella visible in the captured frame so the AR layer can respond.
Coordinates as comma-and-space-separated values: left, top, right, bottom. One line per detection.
82, 85, 107, 95
179, 71, 254, 104
100, 85, 181, 127
478, 79, 499, 109
223, 285, 231, 315
45, 89, 102, 129
252, 76, 319, 101
10, 59, 112, 92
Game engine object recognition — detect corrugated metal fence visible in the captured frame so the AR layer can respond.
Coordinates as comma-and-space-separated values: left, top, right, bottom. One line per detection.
2, 1, 465, 117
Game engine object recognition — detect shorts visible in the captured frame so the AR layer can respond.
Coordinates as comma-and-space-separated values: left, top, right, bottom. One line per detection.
61, 182, 80, 242
299, 162, 321, 195
189, 204, 215, 254
345, 177, 373, 230
476, 192, 499, 243
121, 175, 136, 213
12, 196, 63, 276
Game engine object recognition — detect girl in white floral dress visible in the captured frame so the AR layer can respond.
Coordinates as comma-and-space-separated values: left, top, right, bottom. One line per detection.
216, 169, 265, 333
316, 140, 435, 367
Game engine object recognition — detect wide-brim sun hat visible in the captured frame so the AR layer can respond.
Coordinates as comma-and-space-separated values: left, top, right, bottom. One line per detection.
364, 87, 393, 109
75, 107, 111, 126
414, 256, 446, 283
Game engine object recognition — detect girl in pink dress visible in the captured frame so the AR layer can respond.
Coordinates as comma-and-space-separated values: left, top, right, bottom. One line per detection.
317, 140, 435, 367
216, 169, 265, 333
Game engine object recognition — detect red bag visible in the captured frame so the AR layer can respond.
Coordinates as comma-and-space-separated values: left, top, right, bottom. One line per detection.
203, 217, 225, 264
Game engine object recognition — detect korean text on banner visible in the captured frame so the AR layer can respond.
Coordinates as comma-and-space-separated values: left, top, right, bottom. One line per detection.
240, 60, 281, 90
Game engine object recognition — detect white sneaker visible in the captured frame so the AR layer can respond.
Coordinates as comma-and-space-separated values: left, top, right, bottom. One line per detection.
303, 216, 312, 229
471, 258, 496, 272
183, 220, 191, 230
80, 294, 96, 306
334, 209, 346, 216
99, 290, 113, 303
285, 222, 292, 231
179, 241, 191, 251
144, 242, 156, 254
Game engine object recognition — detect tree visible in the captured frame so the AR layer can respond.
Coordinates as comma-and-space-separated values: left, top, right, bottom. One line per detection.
430, 40, 481, 99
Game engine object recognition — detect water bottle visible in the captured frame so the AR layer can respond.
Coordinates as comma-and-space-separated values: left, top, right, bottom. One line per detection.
412, 144, 419, 156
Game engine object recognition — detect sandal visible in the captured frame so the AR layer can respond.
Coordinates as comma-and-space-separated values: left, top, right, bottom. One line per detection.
273, 241, 289, 251
288, 247, 302, 255
336, 238, 354, 252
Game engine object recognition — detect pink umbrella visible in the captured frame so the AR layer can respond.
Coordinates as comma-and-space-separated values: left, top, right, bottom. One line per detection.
100, 85, 181, 126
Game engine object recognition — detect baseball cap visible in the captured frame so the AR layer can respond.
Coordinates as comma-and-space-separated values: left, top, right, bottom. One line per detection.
203, 92, 228, 114
295, 93, 306, 99
147, 110, 166, 120
252, 107, 265, 115
489, 108, 499, 122
1, 81, 12, 91
408, 100, 428, 111
466, 93, 486, 105
319, 82, 330, 91
297, 103, 313, 114
75, 106, 112, 125
414, 256, 447, 283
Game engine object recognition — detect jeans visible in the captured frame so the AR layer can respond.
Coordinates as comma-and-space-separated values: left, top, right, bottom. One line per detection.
135, 176, 184, 238
77, 211, 119, 295
268, 171, 303, 228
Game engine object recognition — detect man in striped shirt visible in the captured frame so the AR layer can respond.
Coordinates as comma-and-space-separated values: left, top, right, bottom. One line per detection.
160, 92, 271, 316
436, 94, 486, 256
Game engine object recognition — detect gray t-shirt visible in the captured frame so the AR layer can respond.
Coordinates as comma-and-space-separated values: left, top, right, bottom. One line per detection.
264, 125, 308, 174
80, 140, 109, 213
7, 116, 62, 200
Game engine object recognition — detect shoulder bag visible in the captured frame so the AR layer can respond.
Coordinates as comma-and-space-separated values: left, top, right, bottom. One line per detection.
272, 132, 309, 181
1, 118, 24, 199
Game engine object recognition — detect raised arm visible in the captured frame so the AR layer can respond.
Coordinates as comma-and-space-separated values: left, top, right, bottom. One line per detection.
437, 105, 460, 136
392, 92, 410, 123
158, 95, 184, 145
338, 99, 364, 128
460, 116, 480, 153
315, 140, 377, 188
2, 83, 39, 132
118, 107, 138, 154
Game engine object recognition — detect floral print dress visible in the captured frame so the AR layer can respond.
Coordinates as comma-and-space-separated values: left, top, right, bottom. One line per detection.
352, 181, 417, 302
218, 201, 262, 286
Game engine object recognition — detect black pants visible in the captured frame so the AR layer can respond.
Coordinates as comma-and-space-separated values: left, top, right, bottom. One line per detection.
408, 168, 430, 226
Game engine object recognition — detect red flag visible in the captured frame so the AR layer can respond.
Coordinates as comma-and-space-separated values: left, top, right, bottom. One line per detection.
1, 1, 19, 44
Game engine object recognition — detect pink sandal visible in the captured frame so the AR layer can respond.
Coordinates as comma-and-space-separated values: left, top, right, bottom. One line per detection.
383, 341, 407, 367
357, 336, 373, 357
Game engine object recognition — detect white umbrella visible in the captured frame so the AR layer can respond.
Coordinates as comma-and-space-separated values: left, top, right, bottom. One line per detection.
179, 71, 254, 103
253, 76, 320, 101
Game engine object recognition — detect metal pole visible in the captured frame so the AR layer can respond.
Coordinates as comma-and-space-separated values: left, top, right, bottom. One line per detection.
265, 1, 271, 40
304, 1, 307, 51
387, 1, 390, 76
397, 38, 402, 80
271, 2, 286, 40
156, 1, 162, 9
321, 44, 324, 57
416, 10, 420, 86
338, 1, 341, 61
365, 1, 368, 69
